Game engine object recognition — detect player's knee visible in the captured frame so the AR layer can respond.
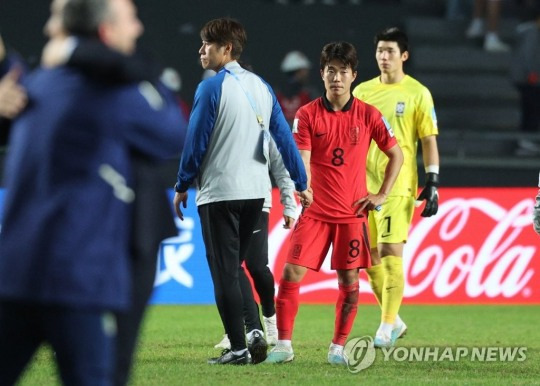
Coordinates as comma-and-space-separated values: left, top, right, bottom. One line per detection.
339, 281, 359, 304
245, 261, 265, 277
282, 263, 305, 283
382, 256, 404, 277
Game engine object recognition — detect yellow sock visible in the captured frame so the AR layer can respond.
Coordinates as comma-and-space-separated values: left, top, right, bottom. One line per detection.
381, 256, 404, 324
366, 264, 384, 306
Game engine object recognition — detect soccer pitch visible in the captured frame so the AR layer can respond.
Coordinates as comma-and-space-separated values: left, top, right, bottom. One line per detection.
20, 304, 540, 385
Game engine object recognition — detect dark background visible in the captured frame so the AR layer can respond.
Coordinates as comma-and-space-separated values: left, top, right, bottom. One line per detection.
0, 0, 403, 103
0, 0, 537, 187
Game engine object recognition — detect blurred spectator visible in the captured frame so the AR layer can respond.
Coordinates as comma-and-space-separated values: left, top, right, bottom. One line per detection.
510, 5, 540, 156
275, 50, 318, 126
161, 67, 191, 118
465, 0, 511, 52
446, 0, 471, 20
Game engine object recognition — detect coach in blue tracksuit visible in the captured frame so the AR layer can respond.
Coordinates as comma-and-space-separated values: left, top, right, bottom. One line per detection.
173, 18, 312, 366
0, 0, 185, 384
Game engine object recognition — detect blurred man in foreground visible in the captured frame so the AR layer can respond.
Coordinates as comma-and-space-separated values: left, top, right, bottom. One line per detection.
0, 0, 185, 384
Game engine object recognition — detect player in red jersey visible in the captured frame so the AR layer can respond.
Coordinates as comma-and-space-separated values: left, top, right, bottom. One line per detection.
265, 41, 403, 365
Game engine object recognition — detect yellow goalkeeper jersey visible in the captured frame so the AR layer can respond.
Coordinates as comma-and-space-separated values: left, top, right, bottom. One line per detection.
353, 75, 438, 197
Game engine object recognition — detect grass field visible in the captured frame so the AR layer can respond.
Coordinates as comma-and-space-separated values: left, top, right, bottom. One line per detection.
18, 304, 540, 385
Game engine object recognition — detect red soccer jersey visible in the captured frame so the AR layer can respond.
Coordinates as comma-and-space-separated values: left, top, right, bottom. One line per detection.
293, 94, 397, 223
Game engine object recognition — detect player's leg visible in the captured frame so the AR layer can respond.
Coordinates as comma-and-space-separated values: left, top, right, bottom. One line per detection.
238, 202, 269, 363
265, 262, 306, 363
366, 212, 384, 305
213, 268, 259, 353
48, 307, 116, 386
329, 269, 359, 365
244, 212, 278, 345
327, 222, 367, 365
267, 217, 331, 364
199, 199, 263, 365
373, 197, 414, 348
239, 266, 263, 333
376, 242, 405, 347
239, 266, 268, 364
0, 301, 43, 385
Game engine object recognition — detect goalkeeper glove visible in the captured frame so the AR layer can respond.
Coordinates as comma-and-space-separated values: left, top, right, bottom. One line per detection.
417, 172, 439, 217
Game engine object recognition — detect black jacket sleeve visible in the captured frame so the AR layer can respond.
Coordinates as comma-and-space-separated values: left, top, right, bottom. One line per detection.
67, 39, 162, 84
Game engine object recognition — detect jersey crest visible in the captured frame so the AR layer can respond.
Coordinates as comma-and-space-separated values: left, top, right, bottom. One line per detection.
395, 101, 405, 117
350, 126, 359, 145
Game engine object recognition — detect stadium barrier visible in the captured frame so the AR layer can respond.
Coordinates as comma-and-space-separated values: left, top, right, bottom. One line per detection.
0, 188, 536, 304
152, 187, 539, 304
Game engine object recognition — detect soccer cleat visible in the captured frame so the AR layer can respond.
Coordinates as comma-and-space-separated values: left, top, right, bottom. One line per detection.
327, 344, 347, 366
263, 314, 278, 346
264, 344, 294, 363
373, 333, 396, 349
214, 334, 231, 350
207, 349, 251, 365
391, 320, 408, 341
247, 330, 268, 364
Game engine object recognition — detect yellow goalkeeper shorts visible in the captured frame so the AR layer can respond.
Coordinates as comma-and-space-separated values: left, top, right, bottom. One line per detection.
368, 195, 415, 245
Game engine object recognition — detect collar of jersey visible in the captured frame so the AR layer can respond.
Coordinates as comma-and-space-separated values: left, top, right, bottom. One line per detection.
321, 92, 354, 112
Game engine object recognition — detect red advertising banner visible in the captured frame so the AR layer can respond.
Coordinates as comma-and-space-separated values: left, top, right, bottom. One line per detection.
268, 187, 539, 304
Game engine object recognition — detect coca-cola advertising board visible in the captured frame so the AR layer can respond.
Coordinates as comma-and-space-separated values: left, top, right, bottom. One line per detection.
3, 186, 532, 304
268, 187, 539, 304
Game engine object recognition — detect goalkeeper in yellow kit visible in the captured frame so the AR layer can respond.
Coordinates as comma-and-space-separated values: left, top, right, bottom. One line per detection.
353, 27, 440, 348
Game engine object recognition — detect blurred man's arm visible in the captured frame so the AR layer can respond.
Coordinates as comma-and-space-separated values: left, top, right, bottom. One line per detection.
0, 68, 26, 119
0, 35, 27, 122
42, 36, 162, 84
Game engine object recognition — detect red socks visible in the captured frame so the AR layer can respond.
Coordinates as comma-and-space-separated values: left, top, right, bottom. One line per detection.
275, 278, 300, 340
276, 279, 359, 345
333, 281, 359, 346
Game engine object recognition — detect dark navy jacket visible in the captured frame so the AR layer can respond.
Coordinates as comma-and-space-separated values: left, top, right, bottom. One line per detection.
0, 67, 185, 311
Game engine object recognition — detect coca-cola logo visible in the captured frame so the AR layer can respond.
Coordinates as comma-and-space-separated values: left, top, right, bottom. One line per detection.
405, 196, 535, 301
268, 187, 539, 304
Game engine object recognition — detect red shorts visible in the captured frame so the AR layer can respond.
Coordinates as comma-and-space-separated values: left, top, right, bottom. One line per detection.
286, 215, 372, 271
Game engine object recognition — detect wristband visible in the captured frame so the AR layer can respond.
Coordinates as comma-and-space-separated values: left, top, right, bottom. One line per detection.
425, 165, 439, 174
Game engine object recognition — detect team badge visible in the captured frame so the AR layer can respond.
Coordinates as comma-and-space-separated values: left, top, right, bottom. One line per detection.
350, 126, 359, 145
292, 244, 302, 259
395, 101, 405, 117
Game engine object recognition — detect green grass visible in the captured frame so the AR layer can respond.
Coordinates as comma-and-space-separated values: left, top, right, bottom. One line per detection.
18, 304, 540, 385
